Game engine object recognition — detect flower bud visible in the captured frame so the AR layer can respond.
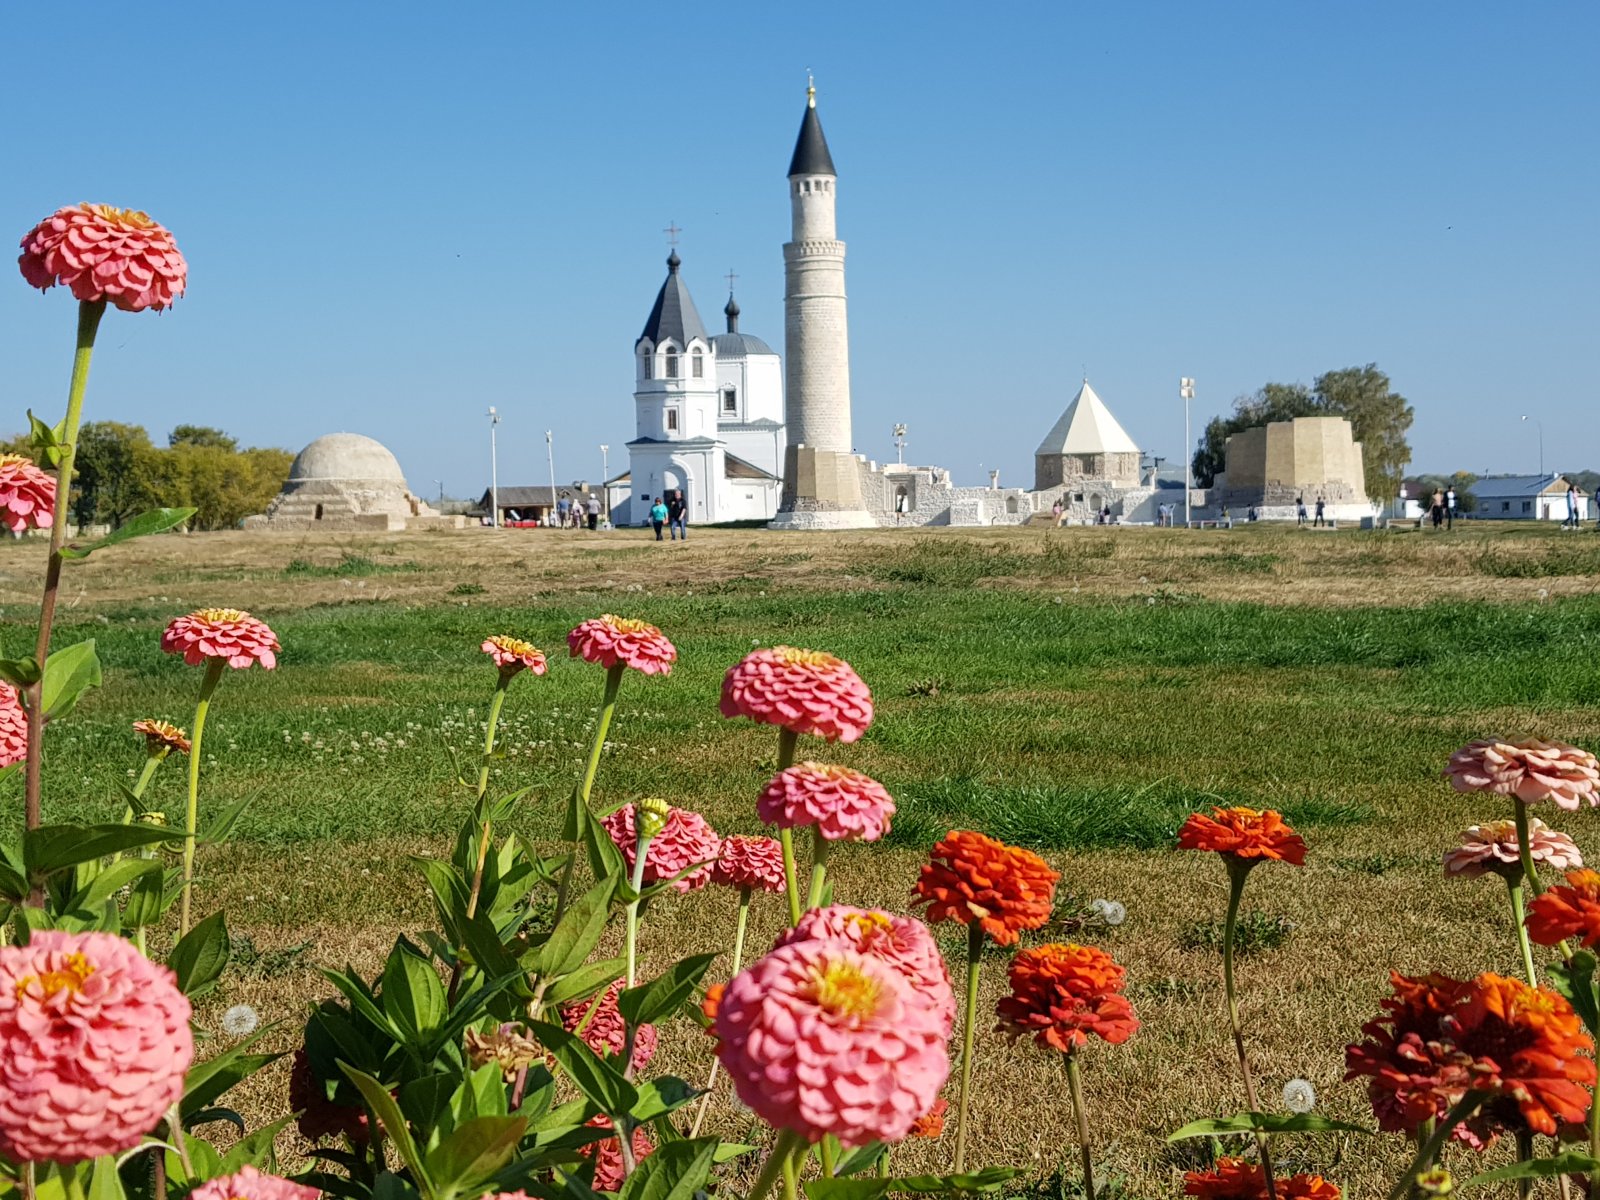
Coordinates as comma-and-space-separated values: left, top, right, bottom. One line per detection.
1417, 1166, 1453, 1196
638, 797, 671, 840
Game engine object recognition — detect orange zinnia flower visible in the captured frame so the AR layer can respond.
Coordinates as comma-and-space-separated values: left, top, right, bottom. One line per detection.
910, 830, 1059, 946
909, 1096, 948, 1138
1526, 868, 1600, 948
700, 982, 725, 1029
1178, 807, 1306, 866
1184, 1159, 1341, 1199
995, 943, 1138, 1053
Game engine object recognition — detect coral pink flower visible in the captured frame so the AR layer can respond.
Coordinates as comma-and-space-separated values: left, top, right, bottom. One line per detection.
0, 930, 193, 1163
567, 615, 676, 675
288, 1049, 368, 1145
1446, 738, 1600, 810
161, 608, 280, 669
1443, 818, 1583, 880
481, 635, 546, 678
776, 905, 956, 1036
19, 204, 187, 313
720, 646, 874, 743
580, 1115, 653, 1191
0, 456, 55, 534
560, 981, 657, 1072
190, 1166, 319, 1200
758, 762, 895, 841
0, 686, 27, 769
711, 834, 787, 892
602, 802, 721, 893
714, 939, 951, 1147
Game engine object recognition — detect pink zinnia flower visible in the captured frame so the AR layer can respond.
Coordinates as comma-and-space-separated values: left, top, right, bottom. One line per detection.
580, 1115, 653, 1191
1446, 738, 1600, 810
602, 802, 721, 893
715, 939, 951, 1147
559, 981, 657, 1072
567, 615, 676, 675
758, 762, 895, 841
481, 635, 547, 678
720, 646, 874, 743
1444, 818, 1583, 880
161, 608, 280, 669
712, 834, 787, 892
19, 204, 187, 313
0, 686, 26, 769
776, 905, 957, 1036
190, 1166, 318, 1200
0, 456, 55, 534
0, 930, 193, 1163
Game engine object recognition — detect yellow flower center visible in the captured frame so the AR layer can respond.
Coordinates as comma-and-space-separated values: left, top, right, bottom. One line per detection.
489, 635, 539, 658
600, 615, 652, 634
846, 911, 893, 943
776, 646, 839, 669
16, 952, 95, 1001
0, 454, 33, 470
194, 607, 247, 623
84, 204, 157, 230
804, 959, 884, 1022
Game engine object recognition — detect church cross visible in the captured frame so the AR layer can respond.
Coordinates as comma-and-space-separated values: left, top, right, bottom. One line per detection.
663, 222, 682, 248
725, 268, 739, 293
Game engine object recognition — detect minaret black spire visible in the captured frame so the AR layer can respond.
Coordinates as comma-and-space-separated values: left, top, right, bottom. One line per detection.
787, 83, 836, 177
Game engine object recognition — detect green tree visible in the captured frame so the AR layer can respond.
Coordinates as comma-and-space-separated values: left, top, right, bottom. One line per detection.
1313, 364, 1414, 502
72, 422, 164, 528
168, 424, 238, 451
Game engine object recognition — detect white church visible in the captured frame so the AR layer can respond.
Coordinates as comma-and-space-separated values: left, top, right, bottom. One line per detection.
607, 252, 786, 526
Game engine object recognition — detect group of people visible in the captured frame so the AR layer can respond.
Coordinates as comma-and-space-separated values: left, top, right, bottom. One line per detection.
648, 489, 688, 541
1426, 486, 1458, 530
1048, 500, 1119, 527
1294, 495, 1330, 527
553, 494, 604, 531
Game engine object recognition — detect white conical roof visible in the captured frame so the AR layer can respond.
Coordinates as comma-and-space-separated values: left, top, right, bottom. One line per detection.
1034, 380, 1140, 457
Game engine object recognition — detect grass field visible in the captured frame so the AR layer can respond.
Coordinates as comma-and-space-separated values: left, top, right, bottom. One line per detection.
7, 519, 1600, 1197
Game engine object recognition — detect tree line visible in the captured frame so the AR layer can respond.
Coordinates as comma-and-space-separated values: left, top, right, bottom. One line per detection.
1191, 363, 1414, 502
2, 423, 291, 531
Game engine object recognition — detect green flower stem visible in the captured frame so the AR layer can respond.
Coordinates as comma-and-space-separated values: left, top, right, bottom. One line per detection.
1514, 1130, 1534, 1200
179, 657, 225, 936
689, 886, 754, 1138
781, 1140, 801, 1200
24, 298, 106, 842
1511, 800, 1574, 965
1505, 878, 1540, 986
580, 664, 625, 807
776, 728, 800, 924
819, 1138, 838, 1177
625, 828, 653, 987
953, 922, 985, 1174
1064, 1052, 1096, 1200
465, 677, 511, 920
748, 1130, 803, 1200
57, 1163, 84, 1200
876, 1150, 890, 1180
807, 828, 831, 910
1388, 1090, 1488, 1200
113, 753, 166, 864
1223, 859, 1277, 1200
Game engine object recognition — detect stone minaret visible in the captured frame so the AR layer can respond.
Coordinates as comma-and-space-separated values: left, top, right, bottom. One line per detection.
770, 81, 874, 529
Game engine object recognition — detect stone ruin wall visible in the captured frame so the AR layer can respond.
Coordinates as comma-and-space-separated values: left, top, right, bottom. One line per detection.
1034, 451, 1142, 491
1217, 417, 1368, 508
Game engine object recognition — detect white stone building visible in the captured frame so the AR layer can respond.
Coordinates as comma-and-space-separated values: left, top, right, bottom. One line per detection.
245, 432, 441, 531
612, 254, 785, 526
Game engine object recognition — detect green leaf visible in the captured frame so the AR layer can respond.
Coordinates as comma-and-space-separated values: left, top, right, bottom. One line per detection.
528, 1020, 638, 1118
219, 1113, 298, 1173
88, 1155, 127, 1200
1462, 1151, 1600, 1186
424, 1115, 528, 1199
39, 639, 101, 720
529, 875, 617, 980
544, 957, 626, 1008
170, 911, 230, 998
182, 1034, 282, 1115
67, 857, 162, 913
1166, 1111, 1372, 1141
381, 939, 447, 1044
0, 656, 41, 690
833, 1144, 887, 1178
618, 954, 717, 1028
121, 866, 170, 930
457, 908, 522, 986
322, 967, 402, 1041
617, 1137, 719, 1200
198, 796, 254, 846
27, 410, 66, 469
583, 811, 626, 882
1549, 952, 1600, 1034
60, 507, 197, 559
340, 1063, 434, 1200
561, 783, 589, 844
628, 1078, 699, 1123
803, 1168, 1018, 1200
23, 822, 174, 877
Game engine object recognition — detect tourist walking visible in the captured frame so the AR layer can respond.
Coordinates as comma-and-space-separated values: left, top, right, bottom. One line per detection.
1567, 483, 1580, 530
1051, 499, 1063, 526
667, 489, 687, 540
1446, 485, 1457, 530
1313, 496, 1326, 527
1430, 488, 1445, 529
556, 496, 570, 528
1296, 495, 1307, 525
585, 494, 601, 531
649, 496, 667, 541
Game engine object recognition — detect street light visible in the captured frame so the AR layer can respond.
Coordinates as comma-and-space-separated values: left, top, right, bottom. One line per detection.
599, 444, 610, 523
1180, 378, 1196, 526
487, 407, 501, 528
1521, 414, 1545, 477
893, 424, 908, 465
545, 430, 558, 528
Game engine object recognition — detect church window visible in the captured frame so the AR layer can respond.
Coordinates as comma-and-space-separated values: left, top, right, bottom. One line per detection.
665, 349, 678, 379
722, 387, 737, 413
640, 351, 652, 380
666, 409, 679, 432
691, 349, 704, 378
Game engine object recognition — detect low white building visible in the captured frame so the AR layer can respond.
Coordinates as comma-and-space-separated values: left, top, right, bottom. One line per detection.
1471, 475, 1591, 522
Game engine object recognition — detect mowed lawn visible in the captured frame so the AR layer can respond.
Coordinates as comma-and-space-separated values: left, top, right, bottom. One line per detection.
5, 521, 1600, 1196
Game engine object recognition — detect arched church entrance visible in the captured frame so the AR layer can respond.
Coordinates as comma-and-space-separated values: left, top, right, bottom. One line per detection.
663, 464, 696, 523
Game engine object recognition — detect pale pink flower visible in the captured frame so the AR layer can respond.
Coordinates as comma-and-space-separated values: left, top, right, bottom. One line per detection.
19, 204, 187, 312
0, 456, 55, 534
758, 762, 895, 841
580, 1116, 653, 1191
720, 646, 874, 742
559, 981, 657, 1072
776, 905, 957, 1037
714, 939, 951, 1147
602, 802, 721, 893
712, 834, 787, 892
160, 608, 280, 669
1444, 818, 1584, 879
481, 635, 546, 678
0, 930, 193, 1163
190, 1166, 318, 1200
567, 615, 676, 675
1446, 738, 1600, 810
0, 686, 26, 769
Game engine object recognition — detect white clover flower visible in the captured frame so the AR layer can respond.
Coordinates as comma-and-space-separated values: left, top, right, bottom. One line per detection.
1282, 1078, 1316, 1113
221, 1004, 259, 1037
1090, 899, 1127, 927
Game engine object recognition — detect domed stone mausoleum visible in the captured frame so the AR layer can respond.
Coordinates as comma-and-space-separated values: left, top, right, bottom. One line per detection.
244, 433, 440, 531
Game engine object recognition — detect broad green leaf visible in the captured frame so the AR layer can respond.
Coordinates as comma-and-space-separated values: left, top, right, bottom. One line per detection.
68, 857, 162, 913
528, 1020, 638, 1118
561, 784, 589, 844
219, 1114, 298, 1173
198, 796, 254, 846
528, 876, 616, 980
629, 1077, 698, 1122
24, 822, 175, 877
712, 1143, 757, 1163
60, 507, 197, 559
340, 1064, 434, 1200
182, 1033, 282, 1115
543, 957, 625, 1008
617, 1137, 719, 1200
582, 813, 626, 882
170, 911, 230, 998
88, 1155, 127, 1200
423, 1115, 528, 1198
1167, 1111, 1372, 1141
382, 939, 447, 1044
0, 858, 27, 903
27, 410, 66, 468
1462, 1151, 1600, 1186
618, 954, 716, 1028
1549, 952, 1600, 1034
322, 968, 401, 1041
0, 656, 40, 690
39, 639, 101, 720
457, 908, 522, 986
833, 1143, 887, 1177
121, 867, 169, 930
803, 1168, 1018, 1200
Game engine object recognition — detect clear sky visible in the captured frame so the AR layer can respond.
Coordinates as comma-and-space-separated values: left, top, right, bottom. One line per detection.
4, 1, 1596, 495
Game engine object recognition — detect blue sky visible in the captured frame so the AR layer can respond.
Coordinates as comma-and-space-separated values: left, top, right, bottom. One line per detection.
3, 1, 1595, 495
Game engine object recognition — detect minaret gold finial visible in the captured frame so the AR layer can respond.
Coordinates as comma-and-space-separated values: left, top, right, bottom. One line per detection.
807, 71, 816, 108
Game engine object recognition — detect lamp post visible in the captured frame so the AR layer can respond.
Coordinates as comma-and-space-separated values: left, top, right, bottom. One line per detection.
487, 407, 500, 528
1521, 414, 1545, 477
893, 423, 908, 465
599, 444, 610, 522
545, 430, 557, 528
1180, 378, 1195, 526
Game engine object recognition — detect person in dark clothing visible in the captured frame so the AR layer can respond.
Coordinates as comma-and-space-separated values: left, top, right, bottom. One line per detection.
1314, 496, 1326, 527
667, 490, 687, 540
1296, 495, 1307, 525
